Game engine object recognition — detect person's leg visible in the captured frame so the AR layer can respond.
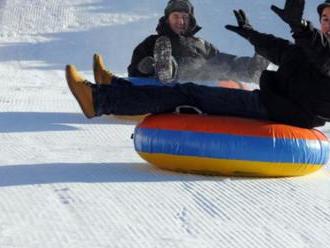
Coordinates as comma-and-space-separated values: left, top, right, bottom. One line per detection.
93, 80, 269, 120
67, 64, 269, 120
179, 83, 269, 119
93, 77, 193, 115
66, 64, 188, 118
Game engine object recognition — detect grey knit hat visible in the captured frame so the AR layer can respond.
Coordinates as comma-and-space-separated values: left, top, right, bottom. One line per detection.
164, 0, 194, 17
317, 0, 330, 18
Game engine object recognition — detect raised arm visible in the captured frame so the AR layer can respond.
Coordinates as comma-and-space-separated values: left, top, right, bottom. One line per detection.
271, 0, 330, 76
180, 39, 268, 83
225, 9, 293, 66
203, 50, 269, 83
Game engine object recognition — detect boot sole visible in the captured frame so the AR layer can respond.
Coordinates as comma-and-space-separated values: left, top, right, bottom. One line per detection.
154, 36, 173, 82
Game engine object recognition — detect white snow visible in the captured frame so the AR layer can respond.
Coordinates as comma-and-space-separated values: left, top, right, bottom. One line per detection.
0, 0, 329, 247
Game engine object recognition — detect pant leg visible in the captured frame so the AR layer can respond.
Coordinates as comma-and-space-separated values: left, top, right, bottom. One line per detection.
93, 78, 193, 115
111, 77, 132, 87
180, 83, 269, 119
93, 78, 269, 120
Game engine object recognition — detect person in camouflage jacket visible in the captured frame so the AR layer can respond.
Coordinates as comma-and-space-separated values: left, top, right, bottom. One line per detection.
128, 0, 268, 83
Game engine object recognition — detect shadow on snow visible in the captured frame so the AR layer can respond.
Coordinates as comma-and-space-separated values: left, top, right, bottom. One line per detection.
0, 112, 134, 133
0, 162, 226, 187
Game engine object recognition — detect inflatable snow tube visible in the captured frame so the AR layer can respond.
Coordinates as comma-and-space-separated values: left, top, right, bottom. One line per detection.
218, 80, 250, 90
134, 114, 330, 177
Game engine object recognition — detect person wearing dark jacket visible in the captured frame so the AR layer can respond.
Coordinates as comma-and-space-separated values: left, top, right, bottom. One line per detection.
66, 0, 330, 129
125, 0, 268, 83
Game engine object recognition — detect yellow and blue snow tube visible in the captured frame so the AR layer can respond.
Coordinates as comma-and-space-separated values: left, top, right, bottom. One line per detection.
134, 114, 329, 177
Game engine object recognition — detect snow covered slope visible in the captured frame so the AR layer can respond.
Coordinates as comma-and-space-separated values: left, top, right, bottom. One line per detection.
0, 1, 329, 247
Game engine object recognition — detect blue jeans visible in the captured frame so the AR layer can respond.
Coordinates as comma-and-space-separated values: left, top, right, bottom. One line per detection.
93, 77, 269, 120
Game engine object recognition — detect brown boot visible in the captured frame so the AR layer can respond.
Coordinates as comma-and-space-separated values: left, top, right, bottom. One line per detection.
66, 65, 96, 118
93, 54, 113, 84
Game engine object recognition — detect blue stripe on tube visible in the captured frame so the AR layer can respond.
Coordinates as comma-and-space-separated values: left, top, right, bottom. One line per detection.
134, 128, 329, 164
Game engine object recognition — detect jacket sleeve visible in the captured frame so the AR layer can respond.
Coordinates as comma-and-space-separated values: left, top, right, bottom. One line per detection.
127, 36, 156, 77
204, 41, 220, 59
202, 40, 269, 83
293, 22, 330, 77
247, 30, 294, 66
211, 52, 269, 83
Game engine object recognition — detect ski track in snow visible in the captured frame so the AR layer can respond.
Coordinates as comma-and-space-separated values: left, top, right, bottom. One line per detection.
0, 0, 330, 247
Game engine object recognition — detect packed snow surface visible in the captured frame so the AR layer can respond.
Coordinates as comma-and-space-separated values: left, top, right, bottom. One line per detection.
0, 0, 329, 247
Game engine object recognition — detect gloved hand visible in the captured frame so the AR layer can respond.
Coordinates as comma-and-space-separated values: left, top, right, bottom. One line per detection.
137, 56, 155, 75
271, 0, 306, 32
225, 9, 254, 39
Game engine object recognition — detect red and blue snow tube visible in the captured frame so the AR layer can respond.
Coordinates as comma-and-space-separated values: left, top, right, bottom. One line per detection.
134, 114, 329, 177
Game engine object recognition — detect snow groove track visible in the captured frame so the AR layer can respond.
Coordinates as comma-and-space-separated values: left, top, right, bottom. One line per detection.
0, 1, 330, 248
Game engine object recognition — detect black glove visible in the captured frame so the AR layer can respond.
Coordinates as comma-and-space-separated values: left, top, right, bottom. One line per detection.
271, 0, 306, 32
225, 9, 254, 39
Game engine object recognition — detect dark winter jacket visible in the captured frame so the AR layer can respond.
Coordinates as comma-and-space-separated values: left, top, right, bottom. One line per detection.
248, 22, 330, 128
128, 16, 268, 83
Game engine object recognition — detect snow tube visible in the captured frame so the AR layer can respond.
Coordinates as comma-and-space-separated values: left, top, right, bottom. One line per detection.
218, 80, 249, 90
134, 114, 330, 177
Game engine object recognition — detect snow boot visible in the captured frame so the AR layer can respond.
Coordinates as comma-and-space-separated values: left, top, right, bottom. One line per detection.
66, 65, 96, 118
93, 54, 113, 84
154, 36, 174, 83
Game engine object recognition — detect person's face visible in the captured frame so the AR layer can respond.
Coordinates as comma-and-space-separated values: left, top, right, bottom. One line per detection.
168, 11, 190, 34
320, 7, 330, 36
